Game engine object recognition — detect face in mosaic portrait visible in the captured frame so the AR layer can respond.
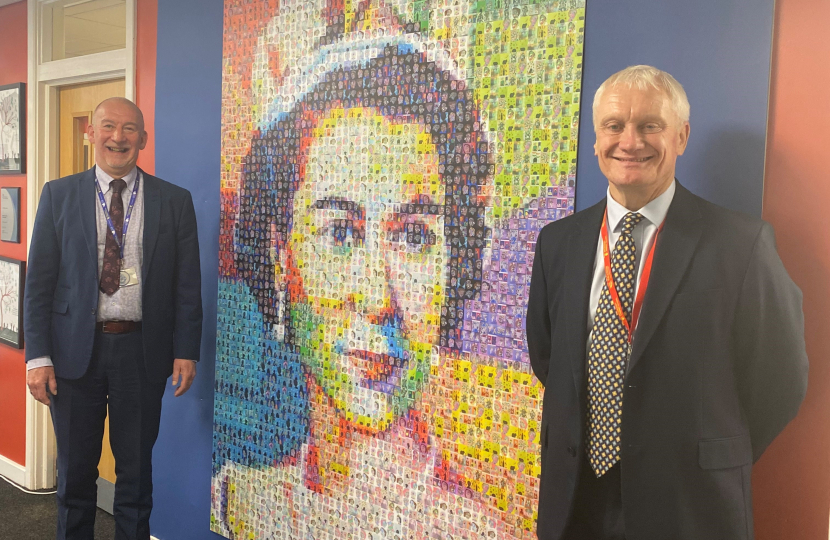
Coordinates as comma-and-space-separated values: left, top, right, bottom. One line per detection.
236, 47, 490, 433
289, 114, 447, 428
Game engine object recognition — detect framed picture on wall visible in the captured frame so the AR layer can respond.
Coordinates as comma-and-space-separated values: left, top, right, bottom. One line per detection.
0, 83, 26, 175
0, 256, 25, 349
1, 187, 21, 243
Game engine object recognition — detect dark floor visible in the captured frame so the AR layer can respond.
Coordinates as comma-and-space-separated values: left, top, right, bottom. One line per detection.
0, 477, 115, 540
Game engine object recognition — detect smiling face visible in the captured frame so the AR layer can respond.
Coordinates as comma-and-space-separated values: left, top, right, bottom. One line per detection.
87, 98, 148, 178
593, 85, 689, 208
288, 111, 446, 432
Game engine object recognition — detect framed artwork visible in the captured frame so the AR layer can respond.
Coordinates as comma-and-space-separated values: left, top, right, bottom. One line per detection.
212, 1, 585, 539
0, 256, 24, 349
1, 187, 21, 243
0, 83, 26, 175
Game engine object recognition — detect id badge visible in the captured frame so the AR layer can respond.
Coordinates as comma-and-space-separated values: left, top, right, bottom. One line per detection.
119, 267, 139, 287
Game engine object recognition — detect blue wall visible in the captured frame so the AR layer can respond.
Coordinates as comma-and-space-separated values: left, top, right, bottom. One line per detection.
576, 0, 774, 214
151, 0, 224, 538
149, 0, 773, 538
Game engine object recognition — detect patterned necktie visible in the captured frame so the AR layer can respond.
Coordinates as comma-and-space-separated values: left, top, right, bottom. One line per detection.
99, 178, 126, 296
587, 211, 644, 477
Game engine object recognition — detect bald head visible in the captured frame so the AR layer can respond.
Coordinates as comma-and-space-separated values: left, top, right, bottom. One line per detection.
93, 97, 145, 131
87, 97, 148, 178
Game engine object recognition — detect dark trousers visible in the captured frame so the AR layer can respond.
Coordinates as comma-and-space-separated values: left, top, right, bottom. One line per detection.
562, 455, 626, 540
49, 329, 166, 540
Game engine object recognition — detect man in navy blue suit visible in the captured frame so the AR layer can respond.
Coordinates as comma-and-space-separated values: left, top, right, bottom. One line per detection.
24, 97, 202, 540
527, 66, 807, 540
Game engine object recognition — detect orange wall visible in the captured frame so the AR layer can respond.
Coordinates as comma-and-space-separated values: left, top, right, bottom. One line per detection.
136, 0, 157, 174
754, 0, 830, 538
0, 0, 30, 467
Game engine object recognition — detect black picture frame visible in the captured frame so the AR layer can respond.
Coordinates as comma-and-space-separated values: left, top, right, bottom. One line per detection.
0, 83, 26, 175
0, 255, 25, 349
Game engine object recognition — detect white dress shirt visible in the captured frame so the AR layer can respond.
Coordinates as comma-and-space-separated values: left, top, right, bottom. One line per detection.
94, 166, 144, 322
587, 180, 676, 349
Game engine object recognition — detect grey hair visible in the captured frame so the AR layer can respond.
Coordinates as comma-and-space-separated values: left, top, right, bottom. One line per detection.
592, 65, 690, 128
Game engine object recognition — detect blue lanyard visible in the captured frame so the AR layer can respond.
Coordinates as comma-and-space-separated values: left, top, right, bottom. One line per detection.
95, 174, 140, 260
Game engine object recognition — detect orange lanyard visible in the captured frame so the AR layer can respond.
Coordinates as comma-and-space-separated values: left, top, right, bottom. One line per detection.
600, 212, 664, 342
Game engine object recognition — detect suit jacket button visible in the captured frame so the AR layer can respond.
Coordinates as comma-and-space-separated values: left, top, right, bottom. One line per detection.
91, 309, 95, 315
567, 446, 577, 457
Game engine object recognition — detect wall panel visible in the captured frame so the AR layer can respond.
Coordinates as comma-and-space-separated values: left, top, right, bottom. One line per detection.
754, 0, 830, 537
0, 0, 30, 468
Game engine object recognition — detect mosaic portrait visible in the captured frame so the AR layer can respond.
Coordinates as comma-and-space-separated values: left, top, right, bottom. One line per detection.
212, 0, 585, 538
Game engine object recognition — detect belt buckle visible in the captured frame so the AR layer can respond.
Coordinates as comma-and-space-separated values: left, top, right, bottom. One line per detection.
102, 321, 122, 334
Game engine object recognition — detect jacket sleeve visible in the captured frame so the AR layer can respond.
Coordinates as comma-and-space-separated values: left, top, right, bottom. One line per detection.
526, 226, 551, 387
172, 191, 203, 361
733, 221, 808, 462
23, 182, 61, 361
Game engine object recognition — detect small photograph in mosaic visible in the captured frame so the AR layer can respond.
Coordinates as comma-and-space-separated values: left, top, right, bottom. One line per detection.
213, 0, 585, 538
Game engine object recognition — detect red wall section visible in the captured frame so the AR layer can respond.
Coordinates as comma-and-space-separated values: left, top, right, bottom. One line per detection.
754, 0, 830, 538
136, 0, 157, 174
0, 0, 29, 468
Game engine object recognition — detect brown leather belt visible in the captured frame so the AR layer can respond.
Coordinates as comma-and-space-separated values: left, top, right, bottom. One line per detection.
96, 320, 142, 334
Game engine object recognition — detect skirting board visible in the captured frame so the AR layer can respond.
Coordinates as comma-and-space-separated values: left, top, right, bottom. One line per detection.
0, 452, 25, 486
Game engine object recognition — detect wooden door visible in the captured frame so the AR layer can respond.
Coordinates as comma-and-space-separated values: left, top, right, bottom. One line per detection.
58, 78, 125, 488
59, 79, 125, 177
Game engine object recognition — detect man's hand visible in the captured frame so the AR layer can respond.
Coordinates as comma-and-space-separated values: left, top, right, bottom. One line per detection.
27, 367, 57, 406
171, 359, 197, 397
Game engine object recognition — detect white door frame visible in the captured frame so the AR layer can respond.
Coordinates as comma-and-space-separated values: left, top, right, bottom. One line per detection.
24, 0, 136, 490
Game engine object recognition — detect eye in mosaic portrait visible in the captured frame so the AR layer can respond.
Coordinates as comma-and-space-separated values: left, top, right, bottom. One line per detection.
213, 1, 584, 538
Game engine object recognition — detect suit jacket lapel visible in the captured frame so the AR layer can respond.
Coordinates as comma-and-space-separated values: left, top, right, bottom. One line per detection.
565, 199, 605, 409
141, 169, 161, 282
628, 182, 703, 373
80, 167, 99, 271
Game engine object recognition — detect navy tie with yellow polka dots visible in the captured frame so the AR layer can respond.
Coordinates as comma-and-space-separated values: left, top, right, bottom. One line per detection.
587, 211, 644, 477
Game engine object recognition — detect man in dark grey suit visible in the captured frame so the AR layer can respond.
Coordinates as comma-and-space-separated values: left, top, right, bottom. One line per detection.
24, 98, 202, 540
526, 66, 807, 540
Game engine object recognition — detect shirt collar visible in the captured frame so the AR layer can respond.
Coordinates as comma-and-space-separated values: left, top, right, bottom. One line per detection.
605, 179, 676, 232
95, 165, 139, 195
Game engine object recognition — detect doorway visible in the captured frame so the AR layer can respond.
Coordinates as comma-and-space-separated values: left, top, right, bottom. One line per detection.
59, 79, 124, 175
57, 77, 125, 514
